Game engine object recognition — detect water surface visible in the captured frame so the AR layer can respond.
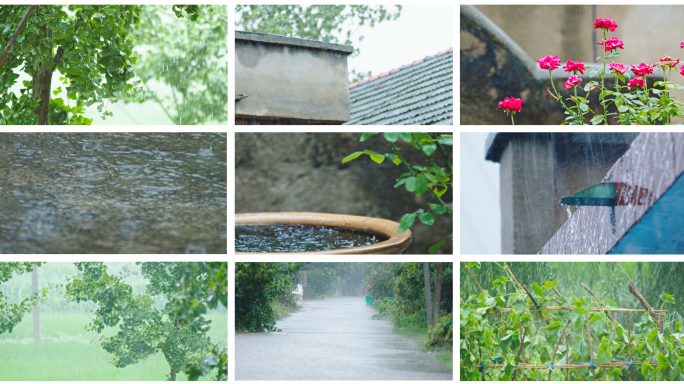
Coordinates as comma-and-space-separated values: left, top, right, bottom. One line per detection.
0, 133, 226, 253
235, 296, 452, 380
235, 225, 385, 252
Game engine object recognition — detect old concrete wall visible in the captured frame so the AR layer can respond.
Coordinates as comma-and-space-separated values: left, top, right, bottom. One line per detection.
499, 135, 556, 254
493, 133, 638, 253
235, 133, 453, 254
476, 5, 684, 123
235, 33, 352, 124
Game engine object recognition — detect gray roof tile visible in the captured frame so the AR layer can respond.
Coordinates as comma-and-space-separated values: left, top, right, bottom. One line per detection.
346, 50, 453, 125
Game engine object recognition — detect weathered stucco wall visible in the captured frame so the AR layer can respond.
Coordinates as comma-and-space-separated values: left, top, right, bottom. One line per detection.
475, 5, 684, 123
235, 133, 453, 254
235, 32, 353, 124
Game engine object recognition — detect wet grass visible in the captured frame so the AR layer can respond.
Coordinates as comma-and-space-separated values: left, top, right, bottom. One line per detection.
0, 312, 227, 381
272, 300, 300, 321
369, 299, 453, 370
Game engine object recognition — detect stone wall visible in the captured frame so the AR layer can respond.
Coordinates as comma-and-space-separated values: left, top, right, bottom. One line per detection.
235, 133, 453, 254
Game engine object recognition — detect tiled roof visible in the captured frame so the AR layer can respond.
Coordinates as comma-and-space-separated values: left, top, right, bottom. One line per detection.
345, 48, 453, 125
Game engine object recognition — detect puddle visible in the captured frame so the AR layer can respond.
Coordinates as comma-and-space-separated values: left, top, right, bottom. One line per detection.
0, 133, 227, 253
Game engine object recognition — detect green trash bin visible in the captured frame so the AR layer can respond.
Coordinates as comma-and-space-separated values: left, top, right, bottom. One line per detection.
365, 296, 372, 306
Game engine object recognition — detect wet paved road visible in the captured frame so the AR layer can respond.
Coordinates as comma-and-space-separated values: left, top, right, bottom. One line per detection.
235, 296, 453, 380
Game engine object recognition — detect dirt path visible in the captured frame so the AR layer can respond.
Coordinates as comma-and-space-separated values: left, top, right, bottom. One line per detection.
235, 296, 452, 380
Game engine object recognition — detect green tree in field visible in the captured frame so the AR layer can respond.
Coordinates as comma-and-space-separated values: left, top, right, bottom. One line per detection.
235, 262, 301, 332
234, 5, 402, 82
0, 5, 144, 125
0, 262, 47, 335
131, 5, 227, 125
64, 262, 226, 381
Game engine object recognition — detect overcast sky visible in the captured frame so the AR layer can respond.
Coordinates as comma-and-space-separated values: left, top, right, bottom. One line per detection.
461, 133, 502, 254
346, 5, 453, 79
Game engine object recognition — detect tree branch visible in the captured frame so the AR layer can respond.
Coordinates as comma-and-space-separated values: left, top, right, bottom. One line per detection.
0, 5, 39, 69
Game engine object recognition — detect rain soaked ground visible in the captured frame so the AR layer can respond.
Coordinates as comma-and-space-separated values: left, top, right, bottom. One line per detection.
235, 296, 453, 380
235, 225, 384, 252
0, 133, 227, 253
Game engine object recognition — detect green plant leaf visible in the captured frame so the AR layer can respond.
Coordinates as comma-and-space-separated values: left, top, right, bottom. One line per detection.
580, 103, 588, 112
418, 212, 435, 226
422, 144, 437, 156
428, 237, 447, 253
642, 362, 655, 378
428, 203, 447, 214
661, 291, 675, 303
383, 132, 398, 142
398, 213, 415, 233
542, 281, 558, 290
399, 132, 412, 142
415, 174, 428, 196
405, 176, 416, 192
342, 152, 363, 163
360, 132, 375, 142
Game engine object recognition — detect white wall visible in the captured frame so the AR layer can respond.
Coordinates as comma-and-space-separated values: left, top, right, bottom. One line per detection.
460, 133, 501, 254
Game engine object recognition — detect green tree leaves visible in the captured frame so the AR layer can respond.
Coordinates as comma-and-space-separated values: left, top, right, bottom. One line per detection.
234, 5, 401, 58
342, 132, 452, 253
64, 262, 226, 381
131, 5, 227, 125
0, 263, 48, 335
235, 262, 302, 332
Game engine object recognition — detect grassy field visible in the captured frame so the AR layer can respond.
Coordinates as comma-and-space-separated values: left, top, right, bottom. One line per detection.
0, 312, 227, 381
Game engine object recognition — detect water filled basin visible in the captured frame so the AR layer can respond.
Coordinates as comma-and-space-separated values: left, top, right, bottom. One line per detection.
235, 212, 412, 254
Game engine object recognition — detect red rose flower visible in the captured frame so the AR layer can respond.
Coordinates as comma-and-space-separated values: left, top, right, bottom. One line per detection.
597, 37, 624, 52
681, 41, 684, 49
659, 56, 680, 68
680, 66, 684, 76
563, 60, 586, 75
631, 62, 654, 77
565, 75, 582, 90
593, 17, 618, 32
498, 97, 524, 114
628, 77, 644, 89
537, 55, 561, 70
609, 61, 627, 75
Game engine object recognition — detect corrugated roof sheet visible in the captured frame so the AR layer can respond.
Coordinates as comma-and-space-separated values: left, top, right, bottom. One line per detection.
345, 48, 453, 125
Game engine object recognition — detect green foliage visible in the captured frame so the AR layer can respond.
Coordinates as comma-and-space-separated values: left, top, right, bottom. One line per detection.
184, 345, 227, 381
63, 262, 223, 381
364, 263, 453, 333
131, 5, 227, 124
306, 262, 353, 299
460, 270, 684, 381
171, 262, 227, 326
0, 263, 48, 335
0, 5, 143, 124
427, 313, 453, 347
234, 5, 401, 58
235, 262, 301, 332
343, 133, 453, 253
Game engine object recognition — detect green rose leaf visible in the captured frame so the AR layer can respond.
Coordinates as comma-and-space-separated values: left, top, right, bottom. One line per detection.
342, 151, 363, 163
418, 212, 435, 226
360, 132, 375, 142
383, 132, 398, 142
414, 174, 428, 196
398, 213, 415, 233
